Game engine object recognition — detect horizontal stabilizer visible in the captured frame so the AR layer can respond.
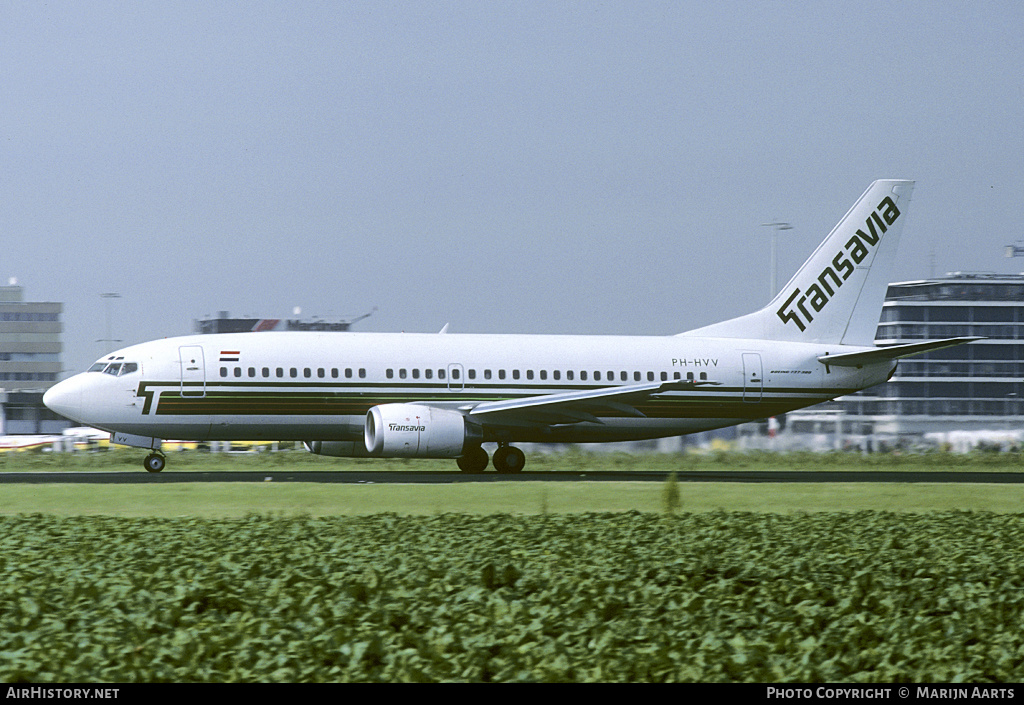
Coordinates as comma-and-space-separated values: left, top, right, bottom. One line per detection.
817, 337, 983, 368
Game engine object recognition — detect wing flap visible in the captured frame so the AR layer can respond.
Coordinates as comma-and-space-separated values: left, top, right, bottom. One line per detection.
465, 379, 717, 427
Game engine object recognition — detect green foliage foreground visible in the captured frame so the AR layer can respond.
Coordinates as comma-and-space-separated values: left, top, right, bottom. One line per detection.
2, 511, 1023, 682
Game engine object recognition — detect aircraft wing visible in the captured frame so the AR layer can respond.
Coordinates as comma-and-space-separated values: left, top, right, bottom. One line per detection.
463, 379, 719, 426
817, 337, 982, 368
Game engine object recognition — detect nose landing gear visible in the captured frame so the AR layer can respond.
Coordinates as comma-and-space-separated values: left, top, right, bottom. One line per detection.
143, 452, 166, 473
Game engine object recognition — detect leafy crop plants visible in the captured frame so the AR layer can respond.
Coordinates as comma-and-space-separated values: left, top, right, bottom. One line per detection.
2, 510, 1023, 682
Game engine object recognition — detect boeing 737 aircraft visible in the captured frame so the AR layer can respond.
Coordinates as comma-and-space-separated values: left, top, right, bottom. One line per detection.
44, 180, 978, 473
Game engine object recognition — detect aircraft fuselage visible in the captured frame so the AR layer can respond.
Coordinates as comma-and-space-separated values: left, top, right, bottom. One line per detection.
46, 331, 892, 445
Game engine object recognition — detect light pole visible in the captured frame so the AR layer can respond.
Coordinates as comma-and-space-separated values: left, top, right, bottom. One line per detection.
761, 221, 793, 299
97, 293, 122, 355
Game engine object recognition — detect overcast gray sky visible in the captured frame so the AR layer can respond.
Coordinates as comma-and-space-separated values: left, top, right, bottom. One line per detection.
4, 1, 1023, 374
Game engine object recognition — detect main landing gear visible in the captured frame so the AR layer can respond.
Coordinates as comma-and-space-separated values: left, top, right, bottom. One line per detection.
457, 443, 525, 474
143, 452, 166, 473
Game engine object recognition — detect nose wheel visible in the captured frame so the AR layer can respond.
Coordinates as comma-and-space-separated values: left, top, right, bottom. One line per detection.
143, 453, 166, 473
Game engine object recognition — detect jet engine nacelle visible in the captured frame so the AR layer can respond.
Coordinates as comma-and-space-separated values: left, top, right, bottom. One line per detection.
365, 403, 476, 458
303, 440, 374, 458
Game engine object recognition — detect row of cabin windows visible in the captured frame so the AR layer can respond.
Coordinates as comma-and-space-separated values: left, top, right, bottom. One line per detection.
385, 368, 709, 382
220, 367, 367, 379
218, 366, 710, 383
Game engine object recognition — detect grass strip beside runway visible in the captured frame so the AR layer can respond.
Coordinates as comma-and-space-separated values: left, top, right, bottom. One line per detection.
3, 481, 1024, 517
5, 448, 1024, 473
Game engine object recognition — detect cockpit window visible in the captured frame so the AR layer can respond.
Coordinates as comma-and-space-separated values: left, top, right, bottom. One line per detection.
90, 361, 139, 375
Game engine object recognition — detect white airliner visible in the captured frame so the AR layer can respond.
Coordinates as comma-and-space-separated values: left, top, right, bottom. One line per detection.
44, 180, 977, 473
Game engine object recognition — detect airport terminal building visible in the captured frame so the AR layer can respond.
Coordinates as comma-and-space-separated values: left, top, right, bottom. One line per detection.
0, 283, 67, 434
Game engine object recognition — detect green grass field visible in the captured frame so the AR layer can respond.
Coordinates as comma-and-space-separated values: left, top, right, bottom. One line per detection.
1, 449, 1023, 517
6, 445, 1024, 472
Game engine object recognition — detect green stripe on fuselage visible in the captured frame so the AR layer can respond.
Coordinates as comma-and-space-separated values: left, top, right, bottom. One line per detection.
141, 379, 846, 420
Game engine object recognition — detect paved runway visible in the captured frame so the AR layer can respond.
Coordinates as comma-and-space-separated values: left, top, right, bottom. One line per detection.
2, 470, 1024, 484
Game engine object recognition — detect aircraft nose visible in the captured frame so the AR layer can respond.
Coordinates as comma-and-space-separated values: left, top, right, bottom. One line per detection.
43, 376, 86, 423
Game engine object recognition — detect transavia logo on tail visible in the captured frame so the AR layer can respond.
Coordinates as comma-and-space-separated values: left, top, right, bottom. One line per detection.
777, 196, 900, 332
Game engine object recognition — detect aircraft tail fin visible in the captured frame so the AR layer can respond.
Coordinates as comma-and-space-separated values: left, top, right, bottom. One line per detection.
678, 180, 915, 345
